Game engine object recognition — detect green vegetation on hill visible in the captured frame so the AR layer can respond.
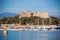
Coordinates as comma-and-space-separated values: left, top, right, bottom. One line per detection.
0, 15, 60, 26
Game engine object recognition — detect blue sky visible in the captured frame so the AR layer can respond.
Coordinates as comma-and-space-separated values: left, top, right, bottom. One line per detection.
0, 0, 60, 16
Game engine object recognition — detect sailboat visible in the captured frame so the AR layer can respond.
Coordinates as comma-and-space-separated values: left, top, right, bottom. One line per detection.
40, 16, 51, 31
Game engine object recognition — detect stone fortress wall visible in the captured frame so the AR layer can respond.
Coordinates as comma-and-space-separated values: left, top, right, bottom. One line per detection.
19, 11, 49, 18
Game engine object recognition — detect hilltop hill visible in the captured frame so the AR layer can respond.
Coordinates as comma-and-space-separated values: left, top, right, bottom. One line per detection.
0, 12, 18, 18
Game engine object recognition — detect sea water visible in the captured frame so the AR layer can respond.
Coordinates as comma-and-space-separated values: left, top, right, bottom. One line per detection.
0, 29, 60, 40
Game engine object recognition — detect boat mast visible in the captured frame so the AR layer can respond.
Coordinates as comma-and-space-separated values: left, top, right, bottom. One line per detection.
38, 18, 39, 25
19, 13, 21, 25
42, 18, 44, 26
49, 16, 51, 25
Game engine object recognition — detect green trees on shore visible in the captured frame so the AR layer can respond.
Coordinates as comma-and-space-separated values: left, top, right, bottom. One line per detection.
0, 15, 60, 26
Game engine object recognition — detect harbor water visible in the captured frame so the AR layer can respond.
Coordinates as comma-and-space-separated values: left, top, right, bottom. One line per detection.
0, 30, 60, 40
0, 26, 60, 40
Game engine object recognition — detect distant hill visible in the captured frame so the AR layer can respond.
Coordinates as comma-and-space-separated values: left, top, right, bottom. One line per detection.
49, 15, 60, 19
0, 12, 18, 18
53, 16, 60, 19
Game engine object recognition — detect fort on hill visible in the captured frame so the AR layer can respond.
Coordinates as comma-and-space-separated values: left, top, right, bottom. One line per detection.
19, 11, 49, 18
0, 11, 60, 29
